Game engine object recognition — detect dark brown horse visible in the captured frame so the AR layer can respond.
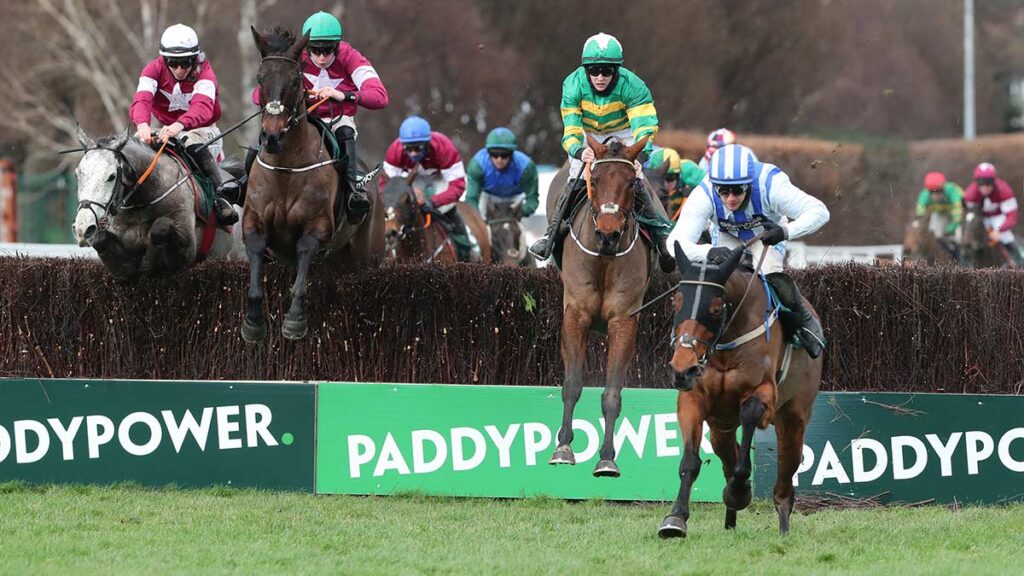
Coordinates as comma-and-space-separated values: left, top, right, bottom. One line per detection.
961, 202, 1013, 268
485, 196, 534, 267
658, 242, 822, 538
381, 173, 490, 264
242, 27, 384, 342
902, 215, 956, 266
548, 134, 662, 477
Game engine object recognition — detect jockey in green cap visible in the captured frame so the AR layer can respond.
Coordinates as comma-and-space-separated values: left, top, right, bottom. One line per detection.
529, 32, 674, 272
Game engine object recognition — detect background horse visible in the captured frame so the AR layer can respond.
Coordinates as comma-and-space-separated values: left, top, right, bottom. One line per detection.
548, 134, 663, 477
961, 203, 1012, 268
242, 27, 384, 342
902, 215, 956, 266
643, 162, 677, 215
381, 173, 490, 264
72, 127, 243, 281
658, 243, 822, 538
484, 196, 534, 267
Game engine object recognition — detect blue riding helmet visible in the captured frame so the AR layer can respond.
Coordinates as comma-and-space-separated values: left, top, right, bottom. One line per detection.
708, 144, 757, 185
399, 116, 432, 144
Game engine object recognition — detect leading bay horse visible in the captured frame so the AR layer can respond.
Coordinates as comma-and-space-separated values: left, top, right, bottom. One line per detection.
548, 134, 662, 477
242, 27, 384, 342
658, 242, 823, 538
71, 128, 243, 280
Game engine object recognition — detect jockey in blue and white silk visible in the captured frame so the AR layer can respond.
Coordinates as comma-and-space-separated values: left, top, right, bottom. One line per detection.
668, 143, 830, 358
668, 143, 829, 274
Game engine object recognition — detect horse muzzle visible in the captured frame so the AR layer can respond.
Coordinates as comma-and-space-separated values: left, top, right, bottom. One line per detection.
673, 364, 703, 391
595, 229, 623, 255
72, 211, 99, 247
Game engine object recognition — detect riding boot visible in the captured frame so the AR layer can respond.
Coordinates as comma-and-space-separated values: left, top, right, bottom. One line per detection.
766, 272, 825, 359
187, 144, 239, 225
528, 177, 586, 260
441, 207, 473, 262
235, 145, 259, 207
633, 183, 676, 273
335, 126, 371, 223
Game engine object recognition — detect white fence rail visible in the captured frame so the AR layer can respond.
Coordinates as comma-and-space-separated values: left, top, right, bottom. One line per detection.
786, 242, 903, 268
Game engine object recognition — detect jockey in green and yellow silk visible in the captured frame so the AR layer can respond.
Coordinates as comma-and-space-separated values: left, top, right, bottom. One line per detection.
916, 171, 963, 239
530, 32, 673, 271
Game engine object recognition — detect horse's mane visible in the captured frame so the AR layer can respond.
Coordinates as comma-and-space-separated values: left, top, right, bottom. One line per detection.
261, 26, 295, 54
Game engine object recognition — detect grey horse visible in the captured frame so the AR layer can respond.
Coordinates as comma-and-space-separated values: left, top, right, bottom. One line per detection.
72, 127, 244, 280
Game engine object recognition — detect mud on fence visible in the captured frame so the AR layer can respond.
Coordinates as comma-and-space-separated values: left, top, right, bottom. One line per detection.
1, 258, 1022, 393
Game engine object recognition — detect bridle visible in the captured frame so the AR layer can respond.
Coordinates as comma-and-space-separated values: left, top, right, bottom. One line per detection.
569, 157, 641, 258
258, 55, 307, 136
75, 146, 188, 231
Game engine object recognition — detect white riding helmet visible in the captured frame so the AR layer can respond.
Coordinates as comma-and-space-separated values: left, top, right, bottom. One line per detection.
159, 24, 200, 57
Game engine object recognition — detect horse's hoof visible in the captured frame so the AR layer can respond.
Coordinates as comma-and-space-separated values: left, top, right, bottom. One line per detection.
593, 459, 620, 478
725, 507, 738, 530
241, 319, 267, 344
282, 317, 308, 341
723, 483, 752, 511
658, 516, 687, 539
548, 446, 575, 466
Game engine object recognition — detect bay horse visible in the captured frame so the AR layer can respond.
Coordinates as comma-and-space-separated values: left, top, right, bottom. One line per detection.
658, 242, 823, 538
485, 196, 534, 267
961, 202, 1013, 268
548, 134, 662, 477
902, 215, 956, 266
380, 173, 490, 264
71, 127, 243, 281
242, 27, 384, 342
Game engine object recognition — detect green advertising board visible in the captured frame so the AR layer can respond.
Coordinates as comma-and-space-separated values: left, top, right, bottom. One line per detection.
754, 392, 1024, 504
0, 379, 315, 491
316, 383, 725, 501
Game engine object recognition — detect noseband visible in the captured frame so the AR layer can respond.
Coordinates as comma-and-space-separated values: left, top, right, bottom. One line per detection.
259, 55, 306, 135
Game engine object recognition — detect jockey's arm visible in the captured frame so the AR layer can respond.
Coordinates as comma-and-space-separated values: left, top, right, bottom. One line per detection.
429, 168, 467, 208
559, 75, 585, 157
915, 189, 930, 217
997, 181, 1019, 231
380, 140, 406, 184
463, 156, 485, 211
667, 187, 715, 262
769, 173, 830, 240
128, 61, 161, 128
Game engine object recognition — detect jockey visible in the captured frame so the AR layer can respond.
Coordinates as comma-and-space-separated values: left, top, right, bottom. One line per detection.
529, 32, 674, 272
698, 128, 737, 170
464, 127, 539, 219
916, 171, 963, 242
381, 116, 473, 262
669, 144, 830, 358
130, 24, 238, 225
963, 162, 1024, 265
646, 148, 706, 215
248, 11, 389, 223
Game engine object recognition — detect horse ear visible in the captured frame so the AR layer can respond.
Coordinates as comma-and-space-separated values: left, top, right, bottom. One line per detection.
585, 133, 608, 159
625, 135, 650, 161
289, 30, 310, 60
718, 246, 746, 278
251, 26, 269, 58
673, 241, 689, 273
110, 127, 130, 151
75, 125, 95, 149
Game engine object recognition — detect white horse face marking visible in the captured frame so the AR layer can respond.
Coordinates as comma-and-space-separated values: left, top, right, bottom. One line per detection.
72, 149, 119, 245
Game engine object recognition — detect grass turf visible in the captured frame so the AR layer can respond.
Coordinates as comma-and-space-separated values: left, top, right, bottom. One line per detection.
1, 483, 1021, 575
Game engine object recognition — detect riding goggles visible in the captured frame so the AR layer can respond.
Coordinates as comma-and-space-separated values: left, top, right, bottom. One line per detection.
488, 149, 512, 159
308, 43, 337, 56
585, 65, 617, 78
164, 57, 196, 70
715, 183, 751, 198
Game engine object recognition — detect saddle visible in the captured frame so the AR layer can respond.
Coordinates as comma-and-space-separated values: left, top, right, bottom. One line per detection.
165, 141, 218, 227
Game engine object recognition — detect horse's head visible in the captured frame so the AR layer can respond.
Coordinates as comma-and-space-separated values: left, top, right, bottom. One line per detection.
252, 26, 309, 153
486, 198, 524, 265
585, 133, 648, 255
962, 203, 987, 252
669, 242, 745, 390
381, 174, 424, 255
71, 127, 134, 246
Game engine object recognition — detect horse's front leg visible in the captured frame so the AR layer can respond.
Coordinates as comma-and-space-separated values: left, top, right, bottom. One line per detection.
241, 228, 268, 344
282, 232, 321, 340
549, 303, 591, 466
149, 216, 195, 272
593, 314, 638, 478
91, 228, 142, 281
659, 392, 706, 539
723, 383, 774, 526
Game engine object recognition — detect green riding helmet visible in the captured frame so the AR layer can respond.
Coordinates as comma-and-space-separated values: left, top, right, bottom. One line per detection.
581, 32, 623, 65
485, 127, 517, 151
302, 11, 343, 42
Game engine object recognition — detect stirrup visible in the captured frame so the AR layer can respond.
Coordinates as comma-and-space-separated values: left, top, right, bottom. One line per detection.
215, 197, 239, 225
529, 237, 550, 260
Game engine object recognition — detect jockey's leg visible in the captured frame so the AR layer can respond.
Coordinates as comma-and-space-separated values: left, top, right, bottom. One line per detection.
528, 177, 586, 260
633, 182, 675, 273
334, 124, 371, 223
766, 271, 825, 359
234, 145, 259, 207
187, 143, 239, 226
440, 207, 472, 262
